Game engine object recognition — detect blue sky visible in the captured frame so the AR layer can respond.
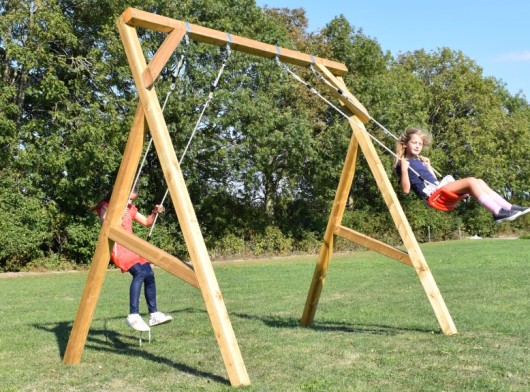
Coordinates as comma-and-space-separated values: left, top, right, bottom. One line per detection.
256, 0, 530, 99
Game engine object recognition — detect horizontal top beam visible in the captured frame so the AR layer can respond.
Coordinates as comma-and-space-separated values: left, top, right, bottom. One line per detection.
120, 7, 348, 76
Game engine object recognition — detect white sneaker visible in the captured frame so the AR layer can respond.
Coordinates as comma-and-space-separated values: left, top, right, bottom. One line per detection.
149, 311, 172, 327
126, 314, 150, 332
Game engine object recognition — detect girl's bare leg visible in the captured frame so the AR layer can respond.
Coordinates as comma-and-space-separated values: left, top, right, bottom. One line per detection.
442, 177, 504, 214
442, 177, 487, 199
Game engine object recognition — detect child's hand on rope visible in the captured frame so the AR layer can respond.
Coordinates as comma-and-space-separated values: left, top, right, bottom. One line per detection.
419, 156, 432, 167
152, 205, 164, 215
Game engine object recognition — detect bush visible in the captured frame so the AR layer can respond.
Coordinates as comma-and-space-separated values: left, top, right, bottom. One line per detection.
146, 221, 189, 260
461, 204, 497, 237
62, 218, 100, 264
294, 231, 321, 254
0, 178, 54, 271
210, 232, 246, 259
250, 226, 293, 256
405, 200, 460, 242
23, 254, 77, 272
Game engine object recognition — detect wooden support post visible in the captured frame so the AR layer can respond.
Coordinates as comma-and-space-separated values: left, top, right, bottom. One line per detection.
116, 16, 249, 386
349, 115, 457, 335
301, 117, 360, 326
64, 104, 147, 364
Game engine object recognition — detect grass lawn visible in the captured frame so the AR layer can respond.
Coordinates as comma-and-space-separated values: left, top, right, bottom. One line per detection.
1, 239, 529, 391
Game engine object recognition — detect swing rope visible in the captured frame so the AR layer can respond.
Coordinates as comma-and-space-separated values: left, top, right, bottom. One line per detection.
179, 43, 232, 165
277, 59, 466, 210
309, 64, 443, 178
275, 58, 433, 184
129, 35, 191, 200
148, 43, 232, 238
308, 65, 444, 178
275, 58, 467, 211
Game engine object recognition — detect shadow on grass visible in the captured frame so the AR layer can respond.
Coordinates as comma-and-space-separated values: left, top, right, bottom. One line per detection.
233, 312, 441, 335
32, 306, 228, 386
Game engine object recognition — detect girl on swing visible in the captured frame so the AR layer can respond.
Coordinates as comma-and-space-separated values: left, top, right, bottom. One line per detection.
95, 187, 172, 332
394, 127, 530, 223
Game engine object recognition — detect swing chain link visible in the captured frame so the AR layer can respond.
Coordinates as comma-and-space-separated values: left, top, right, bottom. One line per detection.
168, 34, 190, 93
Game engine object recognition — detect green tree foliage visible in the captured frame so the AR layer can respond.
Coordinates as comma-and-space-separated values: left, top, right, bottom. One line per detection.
0, 0, 528, 270
0, 172, 54, 270
396, 48, 530, 235
0, 0, 135, 268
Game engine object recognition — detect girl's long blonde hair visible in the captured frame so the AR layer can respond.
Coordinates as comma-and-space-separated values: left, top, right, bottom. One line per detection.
393, 127, 431, 167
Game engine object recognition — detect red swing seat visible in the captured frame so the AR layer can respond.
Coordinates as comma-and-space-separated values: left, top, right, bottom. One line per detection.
427, 188, 466, 212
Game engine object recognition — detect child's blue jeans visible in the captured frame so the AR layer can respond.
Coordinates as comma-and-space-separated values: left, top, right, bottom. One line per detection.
128, 262, 157, 314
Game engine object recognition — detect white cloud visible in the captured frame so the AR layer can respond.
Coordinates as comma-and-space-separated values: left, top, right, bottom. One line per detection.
494, 50, 530, 62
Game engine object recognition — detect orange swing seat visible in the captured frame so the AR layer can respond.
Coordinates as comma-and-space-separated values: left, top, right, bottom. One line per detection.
427, 188, 466, 212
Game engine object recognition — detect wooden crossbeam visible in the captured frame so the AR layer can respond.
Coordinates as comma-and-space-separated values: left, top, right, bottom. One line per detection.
108, 227, 199, 288
121, 7, 348, 77
334, 225, 412, 267
143, 27, 187, 87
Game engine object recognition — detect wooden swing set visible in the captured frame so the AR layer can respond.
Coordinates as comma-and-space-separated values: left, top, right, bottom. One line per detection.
64, 8, 457, 387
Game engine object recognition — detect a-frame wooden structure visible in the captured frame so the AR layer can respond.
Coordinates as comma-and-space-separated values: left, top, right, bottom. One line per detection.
64, 6, 456, 389
299, 75, 457, 336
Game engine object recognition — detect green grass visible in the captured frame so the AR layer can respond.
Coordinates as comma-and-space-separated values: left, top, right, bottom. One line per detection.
1, 239, 529, 391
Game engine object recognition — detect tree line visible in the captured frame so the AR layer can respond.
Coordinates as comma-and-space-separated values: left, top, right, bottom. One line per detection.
1, 0, 529, 271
